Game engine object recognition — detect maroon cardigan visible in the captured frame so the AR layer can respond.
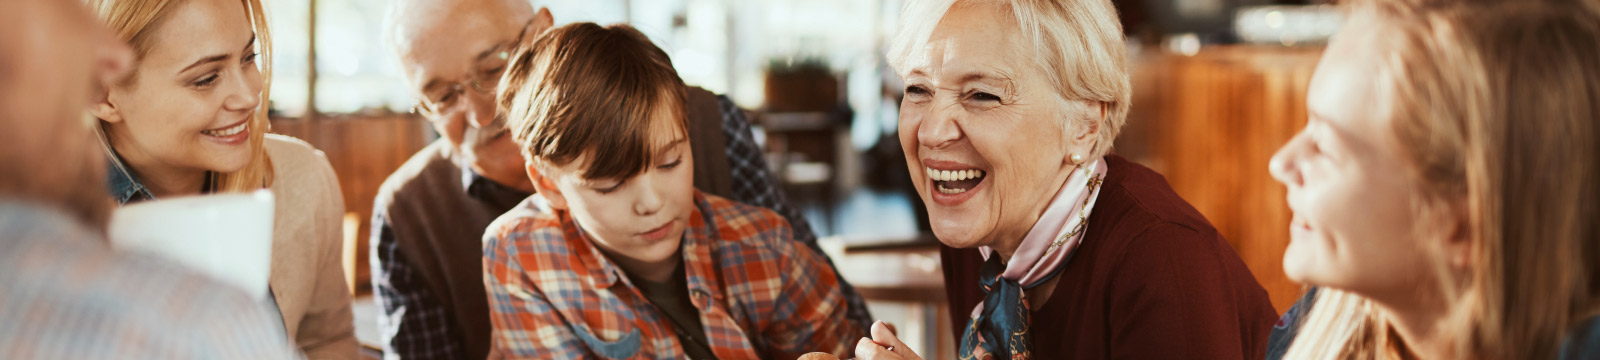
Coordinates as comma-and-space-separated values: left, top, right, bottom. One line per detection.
941, 155, 1277, 359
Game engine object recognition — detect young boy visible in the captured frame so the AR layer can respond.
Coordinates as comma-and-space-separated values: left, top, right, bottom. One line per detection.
482, 22, 862, 359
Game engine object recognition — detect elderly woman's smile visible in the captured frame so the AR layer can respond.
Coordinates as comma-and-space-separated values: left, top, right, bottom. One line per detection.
923, 159, 987, 198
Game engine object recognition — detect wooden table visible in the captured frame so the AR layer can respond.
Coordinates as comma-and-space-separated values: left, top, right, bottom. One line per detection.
833, 235, 953, 360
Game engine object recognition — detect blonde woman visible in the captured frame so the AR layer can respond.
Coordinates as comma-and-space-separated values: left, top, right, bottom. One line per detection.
87, 0, 356, 357
1266, 0, 1600, 358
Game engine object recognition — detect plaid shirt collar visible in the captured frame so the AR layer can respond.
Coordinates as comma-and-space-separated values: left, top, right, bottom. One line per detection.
548, 193, 722, 304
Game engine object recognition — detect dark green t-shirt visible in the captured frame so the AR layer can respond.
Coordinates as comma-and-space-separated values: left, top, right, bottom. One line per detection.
626, 259, 718, 360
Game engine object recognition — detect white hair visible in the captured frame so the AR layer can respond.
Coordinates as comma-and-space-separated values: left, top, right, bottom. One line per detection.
886, 0, 1131, 158
384, 0, 536, 61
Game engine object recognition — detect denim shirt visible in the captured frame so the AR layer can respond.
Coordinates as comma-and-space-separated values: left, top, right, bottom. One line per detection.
1264, 287, 1317, 360
1268, 287, 1600, 359
106, 156, 158, 205
105, 148, 226, 205
1561, 316, 1600, 359
103, 153, 285, 335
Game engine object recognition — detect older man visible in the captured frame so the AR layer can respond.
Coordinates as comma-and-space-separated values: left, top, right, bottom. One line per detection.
0, 0, 299, 358
372, 0, 872, 358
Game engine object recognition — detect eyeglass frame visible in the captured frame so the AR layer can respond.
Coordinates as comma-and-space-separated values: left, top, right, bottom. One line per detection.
410, 18, 538, 119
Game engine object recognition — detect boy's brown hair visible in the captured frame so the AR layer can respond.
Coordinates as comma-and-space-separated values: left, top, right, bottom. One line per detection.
498, 22, 689, 181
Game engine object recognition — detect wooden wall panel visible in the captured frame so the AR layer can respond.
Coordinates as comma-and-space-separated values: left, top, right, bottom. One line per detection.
1121, 46, 1322, 312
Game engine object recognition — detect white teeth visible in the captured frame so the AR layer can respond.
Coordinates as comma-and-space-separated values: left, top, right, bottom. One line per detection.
929, 167, 985, 194
203, 121, 248, 137
924, 167, 986, 182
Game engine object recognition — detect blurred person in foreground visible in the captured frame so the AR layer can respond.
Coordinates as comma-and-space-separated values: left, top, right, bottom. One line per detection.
858, 0, 1278, 358
1265, 0, 1600, 359
374, 0, 871, 358
0, 0, 300, 358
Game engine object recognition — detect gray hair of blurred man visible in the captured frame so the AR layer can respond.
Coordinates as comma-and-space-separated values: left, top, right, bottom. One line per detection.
0, 0, 133, 232
886, 0, 1132, 159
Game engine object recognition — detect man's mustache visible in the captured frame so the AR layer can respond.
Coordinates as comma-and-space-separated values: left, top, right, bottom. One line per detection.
462, 116, 511, 147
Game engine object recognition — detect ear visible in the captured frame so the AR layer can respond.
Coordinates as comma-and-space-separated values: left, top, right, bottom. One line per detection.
1062, 100, 1103, 164
1071, 100, 1104, 142
526, 158, 568, 209
527, 7, 555, 39
90, 84, 124, 124
1440, 204, 1474, 269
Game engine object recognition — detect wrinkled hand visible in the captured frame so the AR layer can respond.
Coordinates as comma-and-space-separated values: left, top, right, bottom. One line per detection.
854, 321, 923, 360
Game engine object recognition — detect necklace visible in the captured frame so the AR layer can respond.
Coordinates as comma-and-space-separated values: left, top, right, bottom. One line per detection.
1045, 172, 1103, 255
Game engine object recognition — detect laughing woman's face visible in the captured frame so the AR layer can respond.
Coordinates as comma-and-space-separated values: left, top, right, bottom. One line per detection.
896, 3, 1091, 255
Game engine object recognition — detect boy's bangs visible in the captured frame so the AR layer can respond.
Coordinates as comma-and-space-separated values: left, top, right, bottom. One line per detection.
571, 90, 687, 182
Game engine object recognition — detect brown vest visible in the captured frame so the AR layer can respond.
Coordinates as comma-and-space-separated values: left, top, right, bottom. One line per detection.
374, 87, 733, 359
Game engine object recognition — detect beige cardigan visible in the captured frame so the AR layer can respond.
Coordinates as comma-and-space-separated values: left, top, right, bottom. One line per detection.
264, 134, 357, 359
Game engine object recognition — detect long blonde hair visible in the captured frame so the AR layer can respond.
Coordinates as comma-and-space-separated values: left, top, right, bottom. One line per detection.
87, 0, 274, 193
1286, 1, 1600, 358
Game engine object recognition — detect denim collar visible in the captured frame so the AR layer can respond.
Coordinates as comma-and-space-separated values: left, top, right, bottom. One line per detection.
105, 149, 211, 205
106, 155, 154, 205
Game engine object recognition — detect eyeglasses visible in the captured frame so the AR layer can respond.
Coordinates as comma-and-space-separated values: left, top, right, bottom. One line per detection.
411, 18, 537, 118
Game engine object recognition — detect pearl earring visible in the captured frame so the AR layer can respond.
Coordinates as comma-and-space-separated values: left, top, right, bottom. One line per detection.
1070, 153, 1085, 164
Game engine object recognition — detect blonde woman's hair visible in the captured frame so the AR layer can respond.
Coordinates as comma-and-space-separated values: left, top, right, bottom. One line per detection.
87, 0, 274, 193
884, 0, 1131, 159
1286, 1, 1600, 358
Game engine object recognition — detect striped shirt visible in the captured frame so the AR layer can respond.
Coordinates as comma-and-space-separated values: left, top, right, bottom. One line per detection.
482, 192, 862, 359
0, 200, 302, 360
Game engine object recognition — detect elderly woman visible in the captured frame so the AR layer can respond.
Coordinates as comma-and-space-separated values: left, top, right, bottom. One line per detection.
856, 0, 1277, 359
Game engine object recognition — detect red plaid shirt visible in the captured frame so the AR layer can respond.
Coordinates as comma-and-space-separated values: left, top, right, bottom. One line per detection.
482, 192, 861, 359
